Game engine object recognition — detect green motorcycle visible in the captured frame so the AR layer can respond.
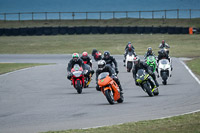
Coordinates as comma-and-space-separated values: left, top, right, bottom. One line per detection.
146, 55, 157, 73
136, 69, 159, 97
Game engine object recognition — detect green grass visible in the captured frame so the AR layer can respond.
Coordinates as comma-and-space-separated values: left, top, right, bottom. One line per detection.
0, 34, 200, 57
0, 63, 48, 75
186, 58, 200, 75
41, 111, 200, 133
1, 18, 200, 28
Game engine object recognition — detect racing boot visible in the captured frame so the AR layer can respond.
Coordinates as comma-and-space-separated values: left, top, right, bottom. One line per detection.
155, 79, 159, 87
118, 84, 123, 94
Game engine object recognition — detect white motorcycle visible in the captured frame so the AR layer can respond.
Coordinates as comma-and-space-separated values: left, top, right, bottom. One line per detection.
158, 59, 172, 85
125, 52, 135, 72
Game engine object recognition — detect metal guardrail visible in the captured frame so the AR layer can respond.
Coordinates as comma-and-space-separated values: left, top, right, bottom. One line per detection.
0, 9, 200, 21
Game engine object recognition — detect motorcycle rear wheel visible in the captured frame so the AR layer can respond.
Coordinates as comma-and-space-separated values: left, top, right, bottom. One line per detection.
105, 89, 115, 105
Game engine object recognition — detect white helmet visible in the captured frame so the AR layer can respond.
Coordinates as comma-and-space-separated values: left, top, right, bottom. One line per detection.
98, 60, 106, 70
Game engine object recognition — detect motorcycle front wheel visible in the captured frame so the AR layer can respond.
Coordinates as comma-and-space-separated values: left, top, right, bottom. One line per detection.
105, 89, 115, 105
76, 80, 82, 94
143, 83, 154, 97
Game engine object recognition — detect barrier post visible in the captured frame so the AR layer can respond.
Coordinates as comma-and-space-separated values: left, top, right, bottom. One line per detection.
189, 27, 193, 34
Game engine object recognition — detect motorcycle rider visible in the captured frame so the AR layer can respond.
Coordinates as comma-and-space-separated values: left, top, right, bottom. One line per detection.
159, 40, 170, 55
96, 60, 123, 93
102, 51, 119, 74
67, 53, 86, 80
157, 49, 170, 62
132, 56, 159, 88
124, 42, 137, 66
144, 47, 156, 60
159, 40, 170, 49
81, 51, 93, 68
91, 48, 102, 61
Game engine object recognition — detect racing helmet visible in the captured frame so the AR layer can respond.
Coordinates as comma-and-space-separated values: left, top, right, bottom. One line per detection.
104, 51, 110, 59
72, 53, 79, 62
128, 43, 133, 51
147, 47, 153, 55
162, 40, 165, 44
82, 52, 88, 59
98, 60, 106, 70
133, 56, 140, 66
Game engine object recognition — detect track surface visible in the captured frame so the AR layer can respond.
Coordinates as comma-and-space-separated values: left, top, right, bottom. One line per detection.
0, 54, 200, 133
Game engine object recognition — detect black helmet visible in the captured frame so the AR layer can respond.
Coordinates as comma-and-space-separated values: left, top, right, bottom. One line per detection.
147, 47, 152, 55
104, 51, 110, 59
98, 60, 106, 70
133, 56, 140, 66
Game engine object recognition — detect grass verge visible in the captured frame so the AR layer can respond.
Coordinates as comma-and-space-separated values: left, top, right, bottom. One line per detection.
0, 63, 49, 75
41, 111, 200, 133
0, 34, 200, 57
186, 58, 200, 76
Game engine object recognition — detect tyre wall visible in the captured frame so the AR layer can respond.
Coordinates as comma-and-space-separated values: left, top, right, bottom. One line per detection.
0, 26, 191, 36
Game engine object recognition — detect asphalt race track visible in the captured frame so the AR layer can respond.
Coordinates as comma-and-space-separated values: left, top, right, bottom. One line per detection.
0, 54, 200, 133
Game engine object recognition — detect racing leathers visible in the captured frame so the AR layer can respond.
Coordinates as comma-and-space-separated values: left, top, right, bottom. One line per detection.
81, 56, 93, 68
102, 56, 119, 74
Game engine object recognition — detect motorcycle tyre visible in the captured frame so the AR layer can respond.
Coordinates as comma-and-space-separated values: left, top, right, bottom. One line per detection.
153, 88, 159, 96
117, 93, 124, 103
76, 80, 82, 94
127, 62, 132, 72
162, 80, 167, 85
143, 83, 154, 97
105, 89, 115, 105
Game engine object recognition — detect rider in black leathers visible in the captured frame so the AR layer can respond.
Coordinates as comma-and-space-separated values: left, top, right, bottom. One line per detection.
124, 42, 137, 65
81, 51, 93, 68
102, 51, 119, 74
67, 53, 86, 80
144, 47, 156, 60
96, 60, 123, 92
132, 56, 159, 87
157, 49, 170, 63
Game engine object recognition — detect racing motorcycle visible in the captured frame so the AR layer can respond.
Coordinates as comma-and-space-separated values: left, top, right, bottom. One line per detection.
83, 64, 94, 88
98, 72, 124, 104
92, 49, 102, 61
146, 55, 157, 73
71, 64, 85, 94
158, 59, 172, 85
136, 69, 159, 97
125, 52, 135, 72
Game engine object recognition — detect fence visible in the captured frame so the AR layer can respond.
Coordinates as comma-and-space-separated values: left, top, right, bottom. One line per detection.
0, 9, 200, 21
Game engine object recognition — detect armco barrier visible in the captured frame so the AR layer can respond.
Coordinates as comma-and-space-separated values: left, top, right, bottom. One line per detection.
0, 26, 191, 36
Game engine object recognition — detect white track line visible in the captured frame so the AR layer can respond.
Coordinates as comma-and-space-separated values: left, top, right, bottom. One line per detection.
180, 60, 200, 85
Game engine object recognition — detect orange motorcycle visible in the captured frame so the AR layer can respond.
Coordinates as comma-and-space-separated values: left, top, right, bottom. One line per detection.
98, 72, 124, 104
